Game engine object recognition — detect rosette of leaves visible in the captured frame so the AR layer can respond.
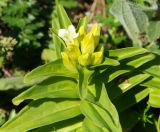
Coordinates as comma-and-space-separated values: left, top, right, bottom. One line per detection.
0, 2, 160, 132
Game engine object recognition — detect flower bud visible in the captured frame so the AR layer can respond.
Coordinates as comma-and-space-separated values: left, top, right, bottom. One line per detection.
66, 38, 79, 47
78, 53, 91, 66
91, 45, 104, 65
91, 51, 103, 65
66, 44, 81, 63
81, 33, 95, 54
90, 24, 100, 47
61, 52, 77, 71
78, 26, 86, 36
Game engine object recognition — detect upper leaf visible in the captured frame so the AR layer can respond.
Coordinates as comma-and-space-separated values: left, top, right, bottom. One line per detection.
24, 59, 77, 83
13, 76, 79, 105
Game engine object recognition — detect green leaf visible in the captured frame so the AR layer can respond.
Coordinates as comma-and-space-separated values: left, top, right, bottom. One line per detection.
41, 49, 57, 63
24, 59, 77, 83
147, 21, 160, 42
13, 76, 79, 105
78, 68, 93, 99
110, 0, 149, 46
108, 47, 148, 60
141, 77, 160, 89
56, 3, 72, 28
126, 53, 155, 68
148, 87, 160, 108
118, 73, 150, 93
90, 57, 120, 68
0, 77, 29, 91
33, 116, 83, 132
82, 118, 106, 132
86, 83, 121, 130
107, 73, 150, 100
51, 13, 62, 59
80, 100, 122, 132
0, 99, 81, 132
107, 68, 130, 82
105, 53, 155, 82
113, 86, 149, 112
144, 64, 160, 79
98, 86, 120, 128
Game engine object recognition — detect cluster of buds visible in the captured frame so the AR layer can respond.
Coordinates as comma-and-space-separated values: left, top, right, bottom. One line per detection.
58, 24, 104, 71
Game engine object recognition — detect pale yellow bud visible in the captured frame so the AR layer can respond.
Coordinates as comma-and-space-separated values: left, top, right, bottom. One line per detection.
66, 38, 79, 47
78, 26, 87, 36
90, 24, 100, 36
66, 44, 81, 62
91, 51, 103, 65
61, 52, 77, 71
78, 53, 91, 66
81, 33, 95, 54
91, 44, 104, 65
90, 24, 101, 46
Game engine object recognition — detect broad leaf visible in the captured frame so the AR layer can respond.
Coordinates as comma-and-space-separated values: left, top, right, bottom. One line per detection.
105, 53, 155, 82
13, 76, 79, 105
33, 116, 83, 132
82, 118, 106, 132
107, 73, 150, 100
118, 73, 150, 93
98, 86, 120, 128
147, 21, 160, 42
108, 47, 148, 60
148, 87, 160, 108
110, 0, 149, 46
41, 49, 57, 63
141, 77, 160, 89
90, 57, 120, 68
0, 77, 29, 91
80, 100, 122, 132
144, 64, 160, 79
113, 86, 149, 112
0, 99, 81, 132
24, 59, 77, 83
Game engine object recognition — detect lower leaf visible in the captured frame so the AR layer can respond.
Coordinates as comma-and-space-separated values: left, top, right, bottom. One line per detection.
0, 99, 81, 132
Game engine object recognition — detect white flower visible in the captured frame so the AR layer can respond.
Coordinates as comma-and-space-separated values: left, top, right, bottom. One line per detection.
58, 25, 79, 42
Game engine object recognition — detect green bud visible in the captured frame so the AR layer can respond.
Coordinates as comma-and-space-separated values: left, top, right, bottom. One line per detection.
61, 52, 77, 71
81, 33, 95, 54
78, 53, 91, 66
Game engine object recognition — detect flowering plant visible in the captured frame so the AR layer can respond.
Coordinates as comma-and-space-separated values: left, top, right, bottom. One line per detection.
1, 1, 160, 132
